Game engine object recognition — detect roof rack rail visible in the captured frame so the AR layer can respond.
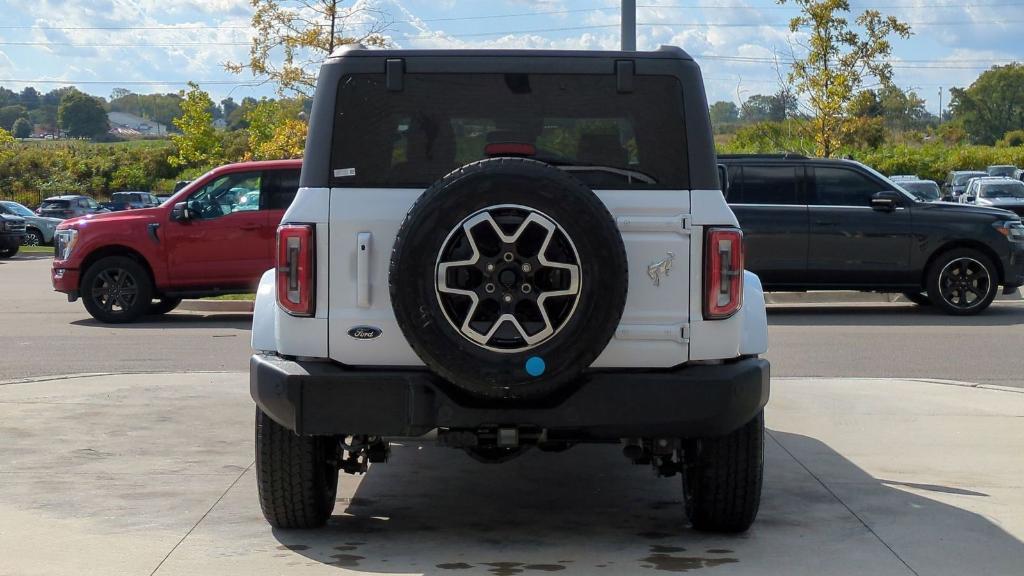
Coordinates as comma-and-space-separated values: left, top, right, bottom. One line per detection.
717, 153, 808, 160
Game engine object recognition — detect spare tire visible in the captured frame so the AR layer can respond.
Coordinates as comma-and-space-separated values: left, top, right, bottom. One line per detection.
389, 158, 628, 400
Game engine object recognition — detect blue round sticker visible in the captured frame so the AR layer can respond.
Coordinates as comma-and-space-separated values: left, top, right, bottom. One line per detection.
525, 356, 546, 377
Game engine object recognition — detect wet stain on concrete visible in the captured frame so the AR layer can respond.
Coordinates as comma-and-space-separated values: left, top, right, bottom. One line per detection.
637, 531, 674, 540
650, 545, 687, 554
640, 553, 738, 572
484, 561, 524, 575
333, 545, 358, 551
344, 542, 366, 546
437, 562, 474, 570
706, 549, 733, 554
329, 553, 365, 568
276, 544, 309, 551
523, 564, 566, 572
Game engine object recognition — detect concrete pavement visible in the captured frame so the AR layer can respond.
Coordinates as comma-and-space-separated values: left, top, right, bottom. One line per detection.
0, 372, 1021, 576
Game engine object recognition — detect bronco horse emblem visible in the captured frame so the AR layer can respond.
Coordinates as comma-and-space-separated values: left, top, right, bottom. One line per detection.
647, 252, 675, 287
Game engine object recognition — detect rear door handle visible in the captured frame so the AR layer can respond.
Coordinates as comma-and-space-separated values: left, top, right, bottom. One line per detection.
357, 232, 371, 308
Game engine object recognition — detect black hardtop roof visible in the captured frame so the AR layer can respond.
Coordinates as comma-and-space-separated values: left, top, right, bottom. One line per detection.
328, 44, 693, 61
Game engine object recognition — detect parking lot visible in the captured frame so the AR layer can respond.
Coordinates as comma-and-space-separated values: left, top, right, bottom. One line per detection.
2, 254, 1024, 575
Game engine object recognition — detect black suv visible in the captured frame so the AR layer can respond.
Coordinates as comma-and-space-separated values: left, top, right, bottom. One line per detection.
719, 154, 1024, 314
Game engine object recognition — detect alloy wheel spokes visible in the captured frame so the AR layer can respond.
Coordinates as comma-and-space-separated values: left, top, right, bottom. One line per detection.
436, 206, 581, 353
939, 257, 990, 309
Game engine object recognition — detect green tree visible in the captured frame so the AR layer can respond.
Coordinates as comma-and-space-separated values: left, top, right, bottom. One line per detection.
739, 92, 796, 123
0, 105, 27, 131
950, 64, 1024, 145
245, 98, 307, 160
221, 97, 239, 122
169, 82, 222, 168
709, 101, 740, 125
19, 87, 40, 110
779, 0, 911, 156
0, 127, 14, 164
11, 117, 32, 139
58, 91, 109, 139
998, 129, 1024, 147
226, 0, 391, 96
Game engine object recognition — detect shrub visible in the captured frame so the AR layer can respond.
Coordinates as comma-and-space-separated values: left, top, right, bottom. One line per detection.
998, 129, 1024, 147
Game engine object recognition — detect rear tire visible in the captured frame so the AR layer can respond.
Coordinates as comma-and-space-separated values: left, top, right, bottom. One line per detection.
23, 229, 44, 246
682, 411, 764, 533
925, 248, 997, 316
0, 242, 18, 259
901, 291, 931, 306
255, 408, 338, 529
148, 297, 182, 316
80, 256, 153, 323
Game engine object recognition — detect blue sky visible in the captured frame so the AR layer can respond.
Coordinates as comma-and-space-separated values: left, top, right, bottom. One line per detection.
0, 0, 1021, 113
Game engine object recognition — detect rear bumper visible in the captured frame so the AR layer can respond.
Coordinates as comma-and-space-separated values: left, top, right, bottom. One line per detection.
250, 354, 770, 440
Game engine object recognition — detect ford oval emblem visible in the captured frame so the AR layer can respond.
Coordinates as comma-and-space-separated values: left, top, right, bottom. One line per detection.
348, 326, 382, 340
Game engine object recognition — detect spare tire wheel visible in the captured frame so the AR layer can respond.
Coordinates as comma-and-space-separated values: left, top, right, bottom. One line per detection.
389, 157, 628, 400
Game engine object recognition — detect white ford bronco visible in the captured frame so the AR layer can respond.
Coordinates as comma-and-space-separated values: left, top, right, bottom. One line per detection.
250, 45, 770, 533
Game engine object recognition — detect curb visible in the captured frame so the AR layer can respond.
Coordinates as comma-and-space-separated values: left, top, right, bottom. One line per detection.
765, 288, 1023, 305
179, 299, 254, 313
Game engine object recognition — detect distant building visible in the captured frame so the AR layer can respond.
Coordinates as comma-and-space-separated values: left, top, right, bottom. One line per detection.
107, 111, 169, 136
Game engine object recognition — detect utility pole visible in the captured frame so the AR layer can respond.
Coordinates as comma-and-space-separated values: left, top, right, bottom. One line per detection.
938, 87, 943, 124
621, 0, 636, 51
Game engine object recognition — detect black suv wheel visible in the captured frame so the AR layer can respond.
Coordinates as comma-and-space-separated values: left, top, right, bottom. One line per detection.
80, 256, 153, 323
682, 411, 764, 533
925, 248, 998, 315
255, 408, 338, 529
0, 241, 18, 259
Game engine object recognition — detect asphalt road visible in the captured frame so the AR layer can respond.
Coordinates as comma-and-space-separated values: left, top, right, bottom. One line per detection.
2, 255, 1023, 387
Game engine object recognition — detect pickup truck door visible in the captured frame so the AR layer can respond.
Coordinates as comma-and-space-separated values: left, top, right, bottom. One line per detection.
162, 170, 269, 289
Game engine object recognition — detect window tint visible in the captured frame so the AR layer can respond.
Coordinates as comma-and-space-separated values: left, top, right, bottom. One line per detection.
187, 172, 262, 218
813, 167, 881, 206
332, 73, 688, 189
724, 165, 742, 200
728, 165, 799, 205
263, 169, 300, 210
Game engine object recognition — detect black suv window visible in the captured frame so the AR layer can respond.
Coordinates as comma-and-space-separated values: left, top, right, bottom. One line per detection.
262, 169, 300, 210
727, 165, 800, 205
813, 167, 882, 207
331, 73, 688, 189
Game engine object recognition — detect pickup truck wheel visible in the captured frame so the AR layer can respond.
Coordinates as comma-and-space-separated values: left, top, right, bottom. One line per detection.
255, 408, 338, 529
390, 157, 627, 400
682, 411, 764, 533
925, 248, 997, 315
148, 297, 182, 316
80, 256, 153, 323
901, 291, 931, 306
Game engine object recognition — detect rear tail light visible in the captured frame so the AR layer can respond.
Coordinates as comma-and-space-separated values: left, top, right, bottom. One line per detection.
704, 227, 744, 320
277, 224, 315, 316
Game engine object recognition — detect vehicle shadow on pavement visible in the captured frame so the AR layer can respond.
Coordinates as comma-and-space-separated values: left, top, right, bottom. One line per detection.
272, 431, 1024, 575
767, 304, 1024, 327
70, 313, 253, 329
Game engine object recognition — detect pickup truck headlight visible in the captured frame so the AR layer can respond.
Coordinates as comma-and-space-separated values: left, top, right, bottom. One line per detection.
55, 229, 79, 260
994, 220, 1024, 241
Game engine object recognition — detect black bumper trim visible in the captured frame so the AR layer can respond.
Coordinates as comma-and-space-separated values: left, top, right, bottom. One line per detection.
250, 355, 770, 439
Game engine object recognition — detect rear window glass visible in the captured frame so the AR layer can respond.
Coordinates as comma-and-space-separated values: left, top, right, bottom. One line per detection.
331, 73, 688, 189
40, 200, 70, 209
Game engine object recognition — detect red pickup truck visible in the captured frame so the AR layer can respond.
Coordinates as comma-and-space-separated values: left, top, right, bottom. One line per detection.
52, 160, 301, 323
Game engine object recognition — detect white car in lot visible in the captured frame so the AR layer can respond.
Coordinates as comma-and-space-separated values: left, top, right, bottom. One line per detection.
960, 177, 1024, 217
249, 45, 770, 534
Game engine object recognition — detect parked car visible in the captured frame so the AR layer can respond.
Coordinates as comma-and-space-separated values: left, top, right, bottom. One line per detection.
36, 195, 108, 219
942, 170, 987, 201
719, 154, 1024, 315
103, 191, 160, 211
0, 201, 62, 245
895, 179, 941, 202
155, 195, 173, 204
889, 174, 919, 181
52, 160, 301, 323
987, 165, 1017, 177
250, 45, 770, 534
0, 211, 26, 258
959, 177, 1024, 216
